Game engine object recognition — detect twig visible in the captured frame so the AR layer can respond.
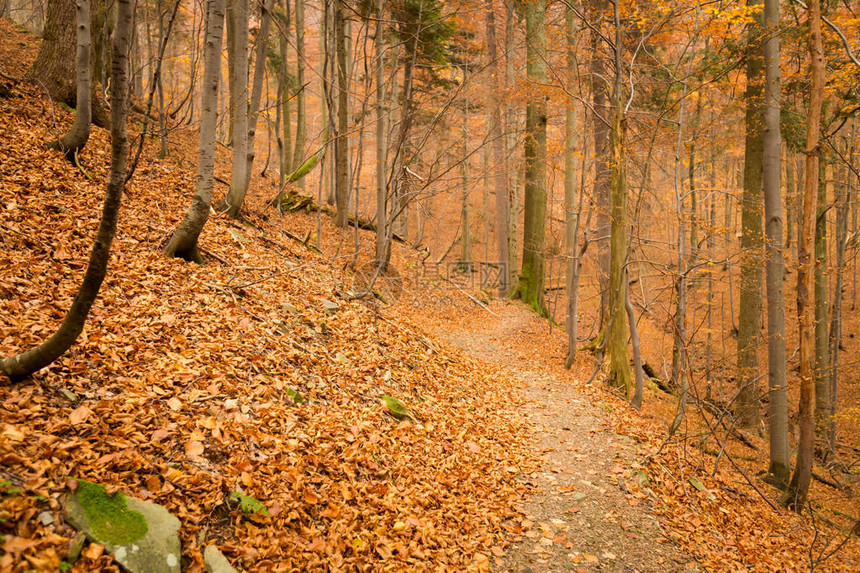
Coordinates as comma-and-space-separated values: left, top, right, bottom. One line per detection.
439, 276, 498, 316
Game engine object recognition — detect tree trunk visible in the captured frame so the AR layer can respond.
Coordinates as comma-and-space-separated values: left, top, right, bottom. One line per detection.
292, 0, 306, 188
242, 0, 275, 192
828, 155, 849, 457
563, 6, 579, 368
48, 0, 91, 159
220, 0, 250, 217
783, 0, 824, 511
164, 0, 225, 261
225, 0, 237, 144
26, 0, 108, 128
280, 0, 293, 178
504, 0, 518, 293
516, 0, 548, 316
1, 0, 131, 382
814, 160, 830, 439
762, 0, 789, 488
375, 0, 388, 266
736, 0, 765, 431
333, 0, 350, 227
590, 0, 611, 334
460, 84, 471, 268
486, 0, 509, 295
606, 0, 630, 394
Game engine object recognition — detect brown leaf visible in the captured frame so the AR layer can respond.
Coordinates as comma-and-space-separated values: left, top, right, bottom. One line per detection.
69, 405, 91, 425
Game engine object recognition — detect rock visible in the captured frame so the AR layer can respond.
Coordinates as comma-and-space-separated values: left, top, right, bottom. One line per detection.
320, 298, 340, 313
38, 511, 54, 525
67, 531, 86, 563
66, 479, 181, 573
281, 303, 299, 315
204, 545, 237, 573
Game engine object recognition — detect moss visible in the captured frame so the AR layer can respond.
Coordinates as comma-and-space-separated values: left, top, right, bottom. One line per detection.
75, 480, 148, 545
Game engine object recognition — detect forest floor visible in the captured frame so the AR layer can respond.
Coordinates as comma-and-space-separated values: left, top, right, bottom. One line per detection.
0, 16, 859, 573
426, 304, 694, 572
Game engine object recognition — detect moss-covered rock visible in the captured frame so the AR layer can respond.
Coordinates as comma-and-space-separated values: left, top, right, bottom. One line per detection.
66, 479, 181, 573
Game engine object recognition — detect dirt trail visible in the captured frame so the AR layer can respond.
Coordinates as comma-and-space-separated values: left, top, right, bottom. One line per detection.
433, 304, 694, 572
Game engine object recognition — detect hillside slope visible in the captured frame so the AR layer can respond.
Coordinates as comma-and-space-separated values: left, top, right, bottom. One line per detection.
0, 19, 537, 571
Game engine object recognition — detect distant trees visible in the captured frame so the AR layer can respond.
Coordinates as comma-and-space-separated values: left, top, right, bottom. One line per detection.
1, 0, 132, 381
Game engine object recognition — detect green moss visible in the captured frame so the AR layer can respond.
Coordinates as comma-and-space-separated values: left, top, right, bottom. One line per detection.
229, 491, 270, 516
74, 480, 148, 545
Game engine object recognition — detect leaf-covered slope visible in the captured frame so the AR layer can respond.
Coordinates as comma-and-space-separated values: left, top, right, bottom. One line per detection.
0, 20, 536, 571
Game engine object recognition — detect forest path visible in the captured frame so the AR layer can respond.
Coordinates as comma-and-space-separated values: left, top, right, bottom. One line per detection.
431, 304, 694, 572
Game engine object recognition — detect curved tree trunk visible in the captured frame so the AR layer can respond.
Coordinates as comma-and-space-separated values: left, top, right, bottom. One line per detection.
1, 0, 132, 382
164, 0, 225, 261
48, 0, 91, 159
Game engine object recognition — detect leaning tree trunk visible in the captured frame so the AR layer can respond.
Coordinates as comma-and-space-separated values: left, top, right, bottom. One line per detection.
762, 0, 789, 488
48, 0, 91, 159
516, 0, 548, 316
242, 0, 276, 191
784, 0, 824, 511
27, 0, 109, 128
164, 0, 225, 261
1, 0, 132, 382
735, 0, 765, 431
220, 0, 250, 217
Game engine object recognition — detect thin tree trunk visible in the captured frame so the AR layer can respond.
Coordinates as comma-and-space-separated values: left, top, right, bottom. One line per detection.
505, 0, 518, 293
242, 0, 275, 192
48, 0, 91, 159
814, 160, 831, 439
278, 0, 304, 179
286, 0, 304, 189
220, 0, 250, 217
762, 0, 789, 488
1, 0, 132, 382
828, 155, 849, 457
375, 0, 388, 265
784, 0, 824, 511
460, 80, 471, 268
486, 0, 509, 295
165, 0, 225, 261
736, 0, 765, 430
516, 0, 548, 315
563, 5, 579, 368
334, 0, 350, 227
628, 270, 644, 409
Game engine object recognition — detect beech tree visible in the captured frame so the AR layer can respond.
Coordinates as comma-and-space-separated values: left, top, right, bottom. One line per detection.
514, 0, 548, 316
164, 0, 225, 261
1, 0, 132, 381
47, 0, 90, 159
784, 0, 825, 511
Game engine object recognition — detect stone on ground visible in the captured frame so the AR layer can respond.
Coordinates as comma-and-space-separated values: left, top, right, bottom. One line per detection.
204, 545, 238, 573
66, 479, 181, 573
